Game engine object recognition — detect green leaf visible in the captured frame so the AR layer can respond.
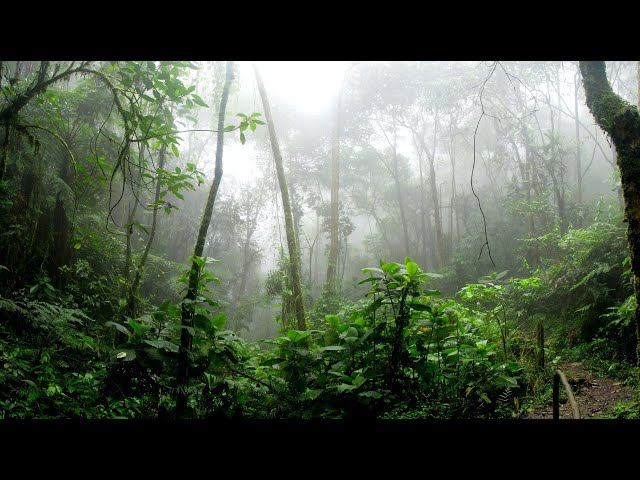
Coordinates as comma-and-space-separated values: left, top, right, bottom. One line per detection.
260, 357, 284, 367
132, 222, 149, 235
478, 392, 492, 404
381, 262, 400, 275
144, 339, 179, 352
179, 325, 196, 335
422, 290, 441, 296
337, 383, 355, 393
224, 125, 236, 132
287, 330, 310, 342
211, 313, 226, 330
236, 113, 247, 118
301, 389, 323, 400
171, 144, 179, 157
192, 314, 210, 330
240, 132, 246, 145
352, 374, 366, 389
406, 261, 419, 276
324, 314, 341, 328
359, 391, 382, 399
249, 122, 256, 132
109, 349, 136, 362
319, 345, 346, 351
105, 321, 132, 337
252, 119, 266, 125
73, 242, 81, 250
192, 94, 208, 108
411, 303, 432, 312
362, 267, 384, 275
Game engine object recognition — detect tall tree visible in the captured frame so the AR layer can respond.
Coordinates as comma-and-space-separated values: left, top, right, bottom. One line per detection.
176, 61, 234, 415
254, 65, 306, 330
326, 83, 342, 293
580, 61, 640, 371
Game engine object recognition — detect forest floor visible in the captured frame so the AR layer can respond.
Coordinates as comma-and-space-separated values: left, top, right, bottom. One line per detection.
522, 362, 638, 419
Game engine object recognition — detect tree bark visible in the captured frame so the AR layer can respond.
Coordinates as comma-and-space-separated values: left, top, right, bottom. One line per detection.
637, 61, 640, 107
580, 60, 640, 373
254, 65, 306, 330
419, 109, 445, 269
574, 71, 582, 205
176, 61, 234, 416
326, 87, 342, 293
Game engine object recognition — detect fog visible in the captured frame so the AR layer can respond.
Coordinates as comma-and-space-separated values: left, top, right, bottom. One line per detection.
137, 60, 632, 340
3, 59, 640, 420
3, 60, 635, 342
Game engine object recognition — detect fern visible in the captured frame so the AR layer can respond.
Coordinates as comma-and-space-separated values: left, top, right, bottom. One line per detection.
497, 387, 512, 406
26, 300, 92, 329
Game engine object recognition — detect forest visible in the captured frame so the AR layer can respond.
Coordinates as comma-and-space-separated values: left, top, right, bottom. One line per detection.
0, 60, 639, 420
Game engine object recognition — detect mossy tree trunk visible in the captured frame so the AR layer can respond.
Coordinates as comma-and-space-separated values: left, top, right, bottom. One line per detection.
574, 70, 583, 206
175, 61, 234, 416
580, 61, 640, 372
254, 65, 306, 330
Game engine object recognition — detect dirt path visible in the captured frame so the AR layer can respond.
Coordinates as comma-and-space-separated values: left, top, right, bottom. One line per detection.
522, 362, 637, 419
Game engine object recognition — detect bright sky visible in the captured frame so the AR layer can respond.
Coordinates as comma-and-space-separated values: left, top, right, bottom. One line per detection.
222, 61, 349, 180
249, 61, 348, 114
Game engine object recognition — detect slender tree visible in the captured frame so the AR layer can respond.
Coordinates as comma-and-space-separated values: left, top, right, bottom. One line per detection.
326, 84, 342, 293
580, 61, 640, 372
254, 65, 306, 330
176, 61, 234, 415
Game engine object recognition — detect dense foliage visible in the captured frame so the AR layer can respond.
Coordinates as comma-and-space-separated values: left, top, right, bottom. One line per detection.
1, 60, 638, 419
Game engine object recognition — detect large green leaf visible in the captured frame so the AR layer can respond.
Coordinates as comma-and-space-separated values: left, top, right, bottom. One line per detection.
105, 321, 132, 337
406, 261, 419, 276
287, 330, 311, 342
109, 349, 137, 362
211, 313, 226, 330
144, 339, 179, 352
192, 94, 208, 108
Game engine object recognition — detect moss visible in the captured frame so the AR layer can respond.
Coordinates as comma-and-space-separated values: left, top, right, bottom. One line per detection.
580, 61, 640, 373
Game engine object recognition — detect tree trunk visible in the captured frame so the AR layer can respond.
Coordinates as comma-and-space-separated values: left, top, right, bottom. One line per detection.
421, 109, 445, 269
254, 65, 306, 330
416, 136, 430, 268
176, 61, 234, 416
574, 71, 583, 205
580, 60, 640, 373
637, 61, 640, 107
326, 87, 342, 293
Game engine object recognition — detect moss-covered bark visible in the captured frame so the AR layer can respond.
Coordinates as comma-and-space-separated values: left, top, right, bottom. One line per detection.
176, 61, 234, 415
254, 66, 306, 331
580, 61, 640, 371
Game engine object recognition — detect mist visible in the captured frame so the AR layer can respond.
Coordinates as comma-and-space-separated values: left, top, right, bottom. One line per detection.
1, 60, 638, 420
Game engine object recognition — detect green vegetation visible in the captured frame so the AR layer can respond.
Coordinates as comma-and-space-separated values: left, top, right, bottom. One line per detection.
1, 60, 638, 419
